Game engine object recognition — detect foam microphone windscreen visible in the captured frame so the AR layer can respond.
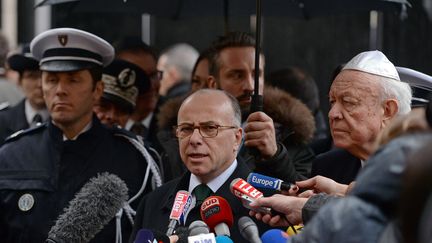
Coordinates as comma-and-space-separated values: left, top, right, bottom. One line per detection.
261, 229, 290, 243
134, 229, 154, 243
47, 173, 128, 243
200, 196, 233, 232
188, 220, 210, 236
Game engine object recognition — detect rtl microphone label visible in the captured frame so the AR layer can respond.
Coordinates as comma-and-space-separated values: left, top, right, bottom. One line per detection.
233, 178, 263, 199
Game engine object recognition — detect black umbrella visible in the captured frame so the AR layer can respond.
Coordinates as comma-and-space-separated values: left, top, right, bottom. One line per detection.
36, 0, 410, 110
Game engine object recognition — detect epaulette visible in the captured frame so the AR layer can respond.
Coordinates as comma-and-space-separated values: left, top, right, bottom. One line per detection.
0, 101, 10, 111
4, 122, 47, 143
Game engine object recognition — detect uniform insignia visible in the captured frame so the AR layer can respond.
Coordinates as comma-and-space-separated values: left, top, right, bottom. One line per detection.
18, 193, 35, 211
58, 34, 68, 46
117, 68, 136, 89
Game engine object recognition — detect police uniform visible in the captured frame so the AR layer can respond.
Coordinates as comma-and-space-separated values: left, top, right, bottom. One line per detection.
0, 45, 47, 145
0, 28, 161, 243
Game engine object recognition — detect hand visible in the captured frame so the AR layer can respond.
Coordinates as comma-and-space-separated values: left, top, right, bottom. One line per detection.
296, 176, 348, 196
244, 111, 277, 160
248, 194, 307, 227
169, 235, 179, 243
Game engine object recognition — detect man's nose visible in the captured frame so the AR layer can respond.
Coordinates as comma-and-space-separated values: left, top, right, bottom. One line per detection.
244, 74, 254, 91
328, 103, 343, 120
188, 127, 203, 145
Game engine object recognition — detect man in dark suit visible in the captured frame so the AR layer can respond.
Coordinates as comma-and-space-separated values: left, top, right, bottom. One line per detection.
130, 89, 269, 242
0, 45, 48, 145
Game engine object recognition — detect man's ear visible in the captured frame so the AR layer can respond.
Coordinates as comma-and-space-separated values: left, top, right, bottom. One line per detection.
207, 75, 217, 89
382, 99, 399, 126
94, 81, 104, 101
233, 127, 243, 152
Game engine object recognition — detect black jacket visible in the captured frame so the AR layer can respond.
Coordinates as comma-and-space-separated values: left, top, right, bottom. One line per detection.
0, 116, 154, 243
130, 160, 272, 243
0, 99, 28, 145
311, 148, 361, 184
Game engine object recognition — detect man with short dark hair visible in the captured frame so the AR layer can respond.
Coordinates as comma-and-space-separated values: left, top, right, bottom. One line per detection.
0, 28, 161, 243
0, 44, 48, 145
207, 32, 316, 182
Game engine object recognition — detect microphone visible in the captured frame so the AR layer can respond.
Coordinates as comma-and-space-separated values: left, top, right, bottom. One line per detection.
238, 216, 262, 243
247, 172, 294, 192
46, 173, 128, 243
215, 235, 234, 243
134, 229, 154, 243
188, 220, 210, 236
229, 178, 271, 214
167, 190, 191, 236
200, 196, 233, 237
261, 229, 290, 243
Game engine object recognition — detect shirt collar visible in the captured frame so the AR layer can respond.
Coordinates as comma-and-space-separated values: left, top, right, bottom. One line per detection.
188, 159, 238, 194
24, 99, 49, 125
62, 120, 93, 141
125, 112, 153, 130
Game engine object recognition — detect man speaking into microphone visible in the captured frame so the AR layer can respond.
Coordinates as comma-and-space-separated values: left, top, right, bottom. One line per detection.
130, 89, 270, 242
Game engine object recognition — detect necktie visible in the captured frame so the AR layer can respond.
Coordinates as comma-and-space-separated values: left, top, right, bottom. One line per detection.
130, 122, 148, 137
193, 184, 212, 206
31, 114, 43, 127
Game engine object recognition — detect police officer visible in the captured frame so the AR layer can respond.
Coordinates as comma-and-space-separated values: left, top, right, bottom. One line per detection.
94, 59, 150, 128
0, 44, 49, 145
0, 28, 162, 243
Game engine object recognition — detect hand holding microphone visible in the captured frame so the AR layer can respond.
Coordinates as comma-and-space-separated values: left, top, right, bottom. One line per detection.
248, 194, 306, 227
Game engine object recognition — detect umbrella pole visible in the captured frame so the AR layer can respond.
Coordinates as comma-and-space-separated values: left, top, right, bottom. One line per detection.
252, 0, 263, 112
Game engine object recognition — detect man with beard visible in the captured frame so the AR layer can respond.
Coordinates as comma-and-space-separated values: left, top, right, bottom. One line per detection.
206, 32, 315, 182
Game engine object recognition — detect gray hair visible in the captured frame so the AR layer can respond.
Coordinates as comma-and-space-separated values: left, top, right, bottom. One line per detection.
378, 76, 412, 115
183, 89, 242, 127
160, 43, 199, 82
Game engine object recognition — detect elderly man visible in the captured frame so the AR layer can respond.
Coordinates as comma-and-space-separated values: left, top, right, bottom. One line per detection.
0, 28, 161, 243
0, 44, 48, 145
206, 32, 315, 182
249, 50, 412, 228
311, 50, 412, 184
130, 89, 269, 242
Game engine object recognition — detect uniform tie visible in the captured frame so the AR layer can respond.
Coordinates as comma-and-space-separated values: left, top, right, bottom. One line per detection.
193, 184, 212, 206
31, 114, 43, 127
130, 122, 148, 138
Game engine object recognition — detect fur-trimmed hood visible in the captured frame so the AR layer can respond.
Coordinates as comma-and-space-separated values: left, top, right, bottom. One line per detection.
157, 86, 316, 144
263, 85, 315, 144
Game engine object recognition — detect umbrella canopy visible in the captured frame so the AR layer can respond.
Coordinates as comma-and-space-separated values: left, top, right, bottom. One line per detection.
37, 0, 410, 19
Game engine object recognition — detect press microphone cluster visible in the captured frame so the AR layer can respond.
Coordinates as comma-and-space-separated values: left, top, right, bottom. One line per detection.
46, 173, 128, 243
247, 172, 295, 192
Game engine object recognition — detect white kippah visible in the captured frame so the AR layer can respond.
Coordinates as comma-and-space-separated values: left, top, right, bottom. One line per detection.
343, 50, 400, 81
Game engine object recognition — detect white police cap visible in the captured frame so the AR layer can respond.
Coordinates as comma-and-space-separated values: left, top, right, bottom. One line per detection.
343, 50, 400, 81
397, 66, 432, 107
30, 28, 114, 72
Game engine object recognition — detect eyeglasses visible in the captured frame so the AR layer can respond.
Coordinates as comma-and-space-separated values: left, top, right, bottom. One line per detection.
149, 70, 163, 82
174, 123, 237, 138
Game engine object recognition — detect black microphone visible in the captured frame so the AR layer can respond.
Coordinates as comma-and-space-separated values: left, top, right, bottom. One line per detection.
46, 173, 128, 243
238, 216, 262, 243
